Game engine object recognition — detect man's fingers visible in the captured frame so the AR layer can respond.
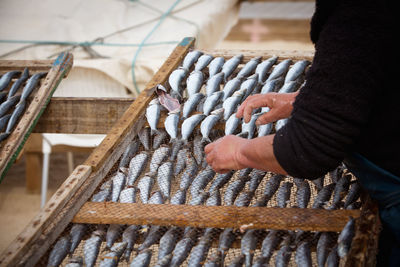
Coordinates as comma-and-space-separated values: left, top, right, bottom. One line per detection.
256, 111, 278, 125
204, 143, 214, 154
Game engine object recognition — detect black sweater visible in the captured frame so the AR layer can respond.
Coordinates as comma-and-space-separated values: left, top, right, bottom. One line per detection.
273, 0, 400, 179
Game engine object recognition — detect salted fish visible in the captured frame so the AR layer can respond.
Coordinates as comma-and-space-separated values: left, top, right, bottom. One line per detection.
237, 56, 261, 79
208, 57, 225, 77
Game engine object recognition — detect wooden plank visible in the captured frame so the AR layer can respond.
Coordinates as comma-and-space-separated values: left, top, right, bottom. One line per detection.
73, 202, 361, 232
0, 52, 73, 183
0, 165, 92, 267
84, 37, 195, 171
33, 97, 134, 134
0, 60, 53, 75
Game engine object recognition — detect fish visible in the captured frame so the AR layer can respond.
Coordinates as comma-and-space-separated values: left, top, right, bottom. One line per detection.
153, 129, 168, 149
208, 171, 234, 193
218, 228, 236, 264
99, 242, 127, 267
238, 167, 252, 180
119, 187, 137, 203
228, 254, 245, 267
179, 156, 199, 192
69, 224, 87, 255
0, 114, 11, 132
222, 54, 243, 81
329, 174, 352, 209
317, 232, 334, 267
148, 190, 164, 204
21, 72, 46, 101
261, 230, 281, 263
252, 256, 268, 267
224, 179, 246, 205
255, 56, 278, 83
189, 191, 209, 205
170, 189, 186, 205
168, 67, 187, 99
223, 88, 245, 120
187, 233, 213, 267
223, 77, 242, 100
138, 225, 165, 251
260, 78, 283, 94
5, 100, 25, 133
137, 176, 154, 203
296, 181, 311, 208
65, 256, 83, 267
155, 254, 173, 267
121, 225, 139, 261
92, 182, 112, 202
148, 145, 170, 175
284, 60, 310, 84
326, 245, 340, 267
277, 182, 293, 208
119, 140, 139, 169
169, 237, 195, 267
195, 54, 214, 71
225, 112, 241, 135
278, 80, 300, 94
200, 108, 223, 143
47, 236, 70, 267
263, 174, 285, 201
157, 161, 173, 199
203, 251, 222, 267
146, 98, 162, 135
344, 182, 361, 208
237, 56, 262, 79
240, 111, 264, 139
329, 164, 346, 183
0, 71, 21, 92
206, 189, 222, 206
181, 114, 206, 142
248, 169, 266, 193
8, 68, 29, 98
0, 94, 20, 118
182, 50, 203, 70
158, 227, 180, 261
234, 191, 252, 207
311, 176, 324, 192
126, 152, 149, 186
257, 123, 273, 137
275, 243, 292, 267
182, 93, 205, 119
205, 72, 224, 96
203, 91, 224, 116
164, 111, 180, 142
105, 224, 124, 251
111, 171, 126, 202
240, 73, 259, 100
186, 70, 204, 97
275, 118, 289, 131
174, 147, 188, 176
266, 59, 292, 82
312, 183, 336, 209
83, 230, 105, 267
346, 201, 361, 210
241, 229, 258, 267
169, 138, 184, 161
295, 241, 312, 267
138, 127, 151, 150
208, 57, 225, 77
193, 134, 205, 165
129, 248, 152, 267
338, 217, 355, 258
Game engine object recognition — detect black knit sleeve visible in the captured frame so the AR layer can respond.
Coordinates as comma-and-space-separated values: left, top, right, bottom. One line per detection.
273, 0, 388, 179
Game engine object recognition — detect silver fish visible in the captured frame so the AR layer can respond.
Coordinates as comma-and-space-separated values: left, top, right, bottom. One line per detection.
181, 114, 206, 142
130, 248, 152, 267
170, 189, 186, 204
182, 50, 203, 70
240, 111, 264, 139
311, 176, 324, 192
260, 78, 283, 94
119, 140, 139, 169
203, 251, 222, 267
170, 237, 195, 267
137, 176, 154, 204
257, 123, 273, 137
119, 187, 137, 203
169, 138, 184, 161
100, 242, 127, 267
148, 190, 164, 204
344, 182, 361, 208
278, 80, 300, 94
155, 254, 173, 267
326, 245, 340, 267
203, 91, 223, 115
138, 127, 151, 150
295, 241, 312, 267
8, 68, 29, 98
193, 134, 205, 165
241, 229, 258, 267
275, 118, 289, 131
264, 174, 285, 199
255, 56, 278, 83
174, 147, 189, 176
149, 145, 170, 175
222, 77, 242, 100
225, 179, 246, 205
0, 94, 20, 118
223, 88, 245, 120
0, 71, 21, 91
284, 60, 310, 84
312, 183, 336, 209
65, 256, 83, 267
126, 152, 149, 186
0, 114, 11, 132
209, 171, 234, 193
83, 230, 105, 267
205, 72, 224, 96
158, 227, 180, 261
261, 230, 281, 263
164, 111, 180, 142
317, 232, 334, 267
6, 100, 25, 133
248, 169, 266, 193
218, 228, 236, 263
21, 72, 46, 101
92, 182, 112, 202
189, 191, 209, 205
237, 56, 262, 79
208, 57, 225, 77
121, 225, 139, 261
277, 182, 293, 208
240, 73, 259, 100
222, 54, 243, 81
225, 112, 241, 135
206, 189, 221, 206
69, 224, 86, 255
228, 254, 245, 267
187, 237, 212, 267
266, 59, 292, 82
182, 92, 204, 119
234, 191, 252, 207
296, 181, 311, 208
186, 70, 204, 97
169, 67, 187, 98
105, 224, 124, 251
179, 158, 199, 191
329, 164, 346, 183
138, 225, 165, 251
338, 217, 355, 258
146, 98, 161, 135
275, 243, 292, 267
200, 108, 223, 143
195, 54, 214, 71
153, 129, 168, 149
252, 256, 268, 267
47, 236, 70, 267
111, 171, 126, 202
329, 174, 352, 209
157, 161, 173, 199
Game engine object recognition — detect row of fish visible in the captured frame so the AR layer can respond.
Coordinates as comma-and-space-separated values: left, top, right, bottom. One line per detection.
0, 68, 46, 142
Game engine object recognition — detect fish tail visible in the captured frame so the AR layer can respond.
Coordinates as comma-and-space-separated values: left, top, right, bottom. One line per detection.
236, 132, 248, 138
201, 137, 211, 144
151, 128, 160, 136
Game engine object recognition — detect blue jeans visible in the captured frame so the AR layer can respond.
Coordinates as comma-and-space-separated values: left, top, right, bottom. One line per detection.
344, 153, 400, 267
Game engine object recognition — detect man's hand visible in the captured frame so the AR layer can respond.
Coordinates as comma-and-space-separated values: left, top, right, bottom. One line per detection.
236, 92, 299, 125
204, 135, 248, 173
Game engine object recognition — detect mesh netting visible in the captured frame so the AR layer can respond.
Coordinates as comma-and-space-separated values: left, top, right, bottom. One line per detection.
41, 51, 365, 267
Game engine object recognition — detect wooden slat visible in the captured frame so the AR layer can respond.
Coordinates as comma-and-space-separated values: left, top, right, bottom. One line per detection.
0, 165, 92, 267
33, 97, 134, 134
73, 202, 361, 232
0, 60, 53, 75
